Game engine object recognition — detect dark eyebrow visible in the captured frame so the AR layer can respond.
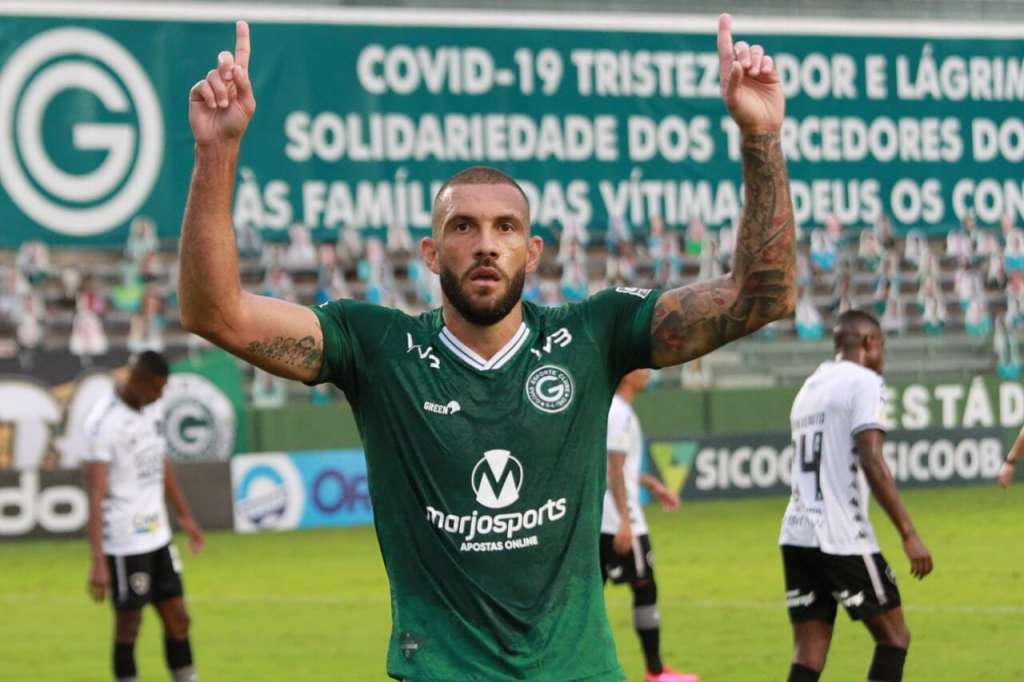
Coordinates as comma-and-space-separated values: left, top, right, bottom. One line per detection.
445, 214, 478, 227
444, 214, 524, 228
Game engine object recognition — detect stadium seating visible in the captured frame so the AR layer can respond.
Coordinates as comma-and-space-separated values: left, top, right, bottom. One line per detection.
1, 217, 1018, 392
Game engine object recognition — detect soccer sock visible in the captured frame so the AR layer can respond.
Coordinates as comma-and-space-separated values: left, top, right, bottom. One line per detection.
635, 620, 663, 674
868, 644, 907, 682
787, 663, 821, 682
631, 579, 663, 674
113, 642, 137, 681
165, 637, 197, 681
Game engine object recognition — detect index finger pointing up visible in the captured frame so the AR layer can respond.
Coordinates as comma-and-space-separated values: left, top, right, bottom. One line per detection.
235, 20, 251, 70
717, 13, 734, 82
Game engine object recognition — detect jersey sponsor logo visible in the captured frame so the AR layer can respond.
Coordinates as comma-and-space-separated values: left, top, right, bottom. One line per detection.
525, 365, 575, 414
129, 572, 150, 596
423, 400, 461, 416
406, 333, 440, 369
0, 28, 163, 237
529, 327, 573, 359
133, 446, 164, 481
785, 589, 817, 608
163, 373, 236, 462
132, 511, 162, 535
425, 499, 567, 548
399, 632, 425, 660
615, 287, 653, 299
424, 449, 568, 552
833, 589, 865, 608
471, 450, 523, 509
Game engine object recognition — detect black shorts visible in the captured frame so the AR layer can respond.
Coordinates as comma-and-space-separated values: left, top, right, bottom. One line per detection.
107, 543, 184, 611
781, 545, 901, 623
600, 533, 654, 584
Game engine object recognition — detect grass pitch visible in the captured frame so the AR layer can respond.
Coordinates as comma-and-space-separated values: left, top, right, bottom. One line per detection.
2, 484, 1022, 681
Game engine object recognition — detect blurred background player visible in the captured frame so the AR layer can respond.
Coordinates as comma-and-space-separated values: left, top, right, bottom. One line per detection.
998, 425, 1024, 488
779, 311, 933, 682
600, 368, 698, 682
83, 351, 205, 682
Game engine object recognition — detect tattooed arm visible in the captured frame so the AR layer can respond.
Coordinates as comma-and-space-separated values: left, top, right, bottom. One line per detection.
650, 15, 796, 368
178, 22, 326, 382
650, 133, 795, 366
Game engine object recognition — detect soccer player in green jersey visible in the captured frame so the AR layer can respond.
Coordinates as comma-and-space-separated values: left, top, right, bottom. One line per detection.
179, 14, 795, 681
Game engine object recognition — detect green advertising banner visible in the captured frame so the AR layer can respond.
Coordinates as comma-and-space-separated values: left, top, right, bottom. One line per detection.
1, 5, 1023, 247
650, 426, 1007, 500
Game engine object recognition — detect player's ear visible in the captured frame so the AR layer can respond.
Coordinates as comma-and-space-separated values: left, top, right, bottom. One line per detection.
420, 236, 441, 275
525, 235, 544, 274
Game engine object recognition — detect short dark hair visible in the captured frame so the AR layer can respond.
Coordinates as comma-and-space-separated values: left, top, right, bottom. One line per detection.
434, 166, 528, 204
431, 166, 530, 232
133, 350, 170, 377
833, 309, 881, 351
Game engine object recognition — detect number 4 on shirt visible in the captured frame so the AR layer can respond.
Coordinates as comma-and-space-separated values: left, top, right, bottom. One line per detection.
796, 431, 824, 501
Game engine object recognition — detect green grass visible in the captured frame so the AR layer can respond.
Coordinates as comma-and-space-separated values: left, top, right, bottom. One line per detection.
2, 484, 1022, 681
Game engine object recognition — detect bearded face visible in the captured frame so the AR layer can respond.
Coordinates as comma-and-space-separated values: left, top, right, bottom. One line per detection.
424, 183, 542, 328
439, 257, 526, 326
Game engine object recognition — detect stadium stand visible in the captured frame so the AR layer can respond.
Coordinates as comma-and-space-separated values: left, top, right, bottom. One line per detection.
2, 209, 1020, 393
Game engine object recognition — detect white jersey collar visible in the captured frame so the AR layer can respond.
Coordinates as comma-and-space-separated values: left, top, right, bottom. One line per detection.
438, 322, 530, 371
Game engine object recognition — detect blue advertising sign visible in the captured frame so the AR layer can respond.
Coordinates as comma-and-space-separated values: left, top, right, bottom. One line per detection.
231, 449, 372, 532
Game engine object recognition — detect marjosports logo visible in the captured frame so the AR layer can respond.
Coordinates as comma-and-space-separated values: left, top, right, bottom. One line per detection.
232, 455, 304, 532
0, 27, 163, 236
163, 373, 236, 461
525, 365, 575, 414
471, 449, 522, 509
426, 449, 567, 553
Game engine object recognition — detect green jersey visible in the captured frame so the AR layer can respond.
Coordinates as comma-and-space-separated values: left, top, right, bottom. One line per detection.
311, 287, 662, 682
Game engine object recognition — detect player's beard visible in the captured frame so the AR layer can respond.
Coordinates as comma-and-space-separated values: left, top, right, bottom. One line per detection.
440, 260, 525, 326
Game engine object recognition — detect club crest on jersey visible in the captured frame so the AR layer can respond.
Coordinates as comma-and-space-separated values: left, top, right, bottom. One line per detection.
129, 572, 150, 595
525, 365, 575, 414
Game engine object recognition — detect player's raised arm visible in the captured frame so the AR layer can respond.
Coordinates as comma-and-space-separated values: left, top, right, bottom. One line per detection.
855, 429, 934, 580
178, 21, 326, 383
650, 14, 796, 368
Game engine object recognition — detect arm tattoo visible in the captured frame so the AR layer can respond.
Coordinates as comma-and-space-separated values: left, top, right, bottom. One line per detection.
651, 132, 796, 367
246, 335, 324, 369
